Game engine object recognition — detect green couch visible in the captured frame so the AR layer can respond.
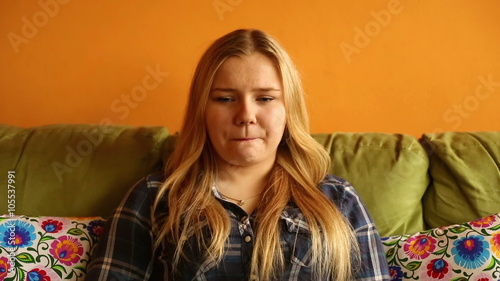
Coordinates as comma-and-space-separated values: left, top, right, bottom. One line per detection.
1, 124, 499, 237
0, 124, 499, 280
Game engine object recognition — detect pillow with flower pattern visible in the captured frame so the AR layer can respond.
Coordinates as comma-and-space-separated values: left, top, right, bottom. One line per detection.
382, 213, 500, 281
0, 215, 106, 281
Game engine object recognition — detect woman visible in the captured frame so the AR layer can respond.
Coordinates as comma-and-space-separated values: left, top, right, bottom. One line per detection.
87, 29, 390, 281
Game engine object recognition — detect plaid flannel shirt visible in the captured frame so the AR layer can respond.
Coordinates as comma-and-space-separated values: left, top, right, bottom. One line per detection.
87, 173, 390, 281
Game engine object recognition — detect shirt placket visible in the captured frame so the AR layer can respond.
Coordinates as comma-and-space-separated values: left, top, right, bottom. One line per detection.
238, 215, 259, 280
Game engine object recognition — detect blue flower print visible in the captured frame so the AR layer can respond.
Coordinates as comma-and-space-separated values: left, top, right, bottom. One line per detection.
0, 219, 37, 248
451, 235, 490, 269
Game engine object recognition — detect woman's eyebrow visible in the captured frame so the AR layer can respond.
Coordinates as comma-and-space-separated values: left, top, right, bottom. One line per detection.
210, 87, 281, 92
252, 87, 281, 92
210, 87, 238, 92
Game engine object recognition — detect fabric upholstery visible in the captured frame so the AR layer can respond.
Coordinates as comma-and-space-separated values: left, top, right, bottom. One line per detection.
0, 215, 106, 281
382, 213, 500, 281
313, 133, 430, 236
0, 124, 169, 217
2, 124, 498, 240
421, 132, 500, 228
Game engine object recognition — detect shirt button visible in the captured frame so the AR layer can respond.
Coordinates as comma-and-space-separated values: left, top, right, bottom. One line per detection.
244, 235, 252, 243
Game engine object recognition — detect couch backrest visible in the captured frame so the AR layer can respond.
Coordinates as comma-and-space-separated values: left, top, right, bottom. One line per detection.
313, 133, 430, 237
0, 124, 169, 217
421, 132, 500, 229
1, 124, 499, 237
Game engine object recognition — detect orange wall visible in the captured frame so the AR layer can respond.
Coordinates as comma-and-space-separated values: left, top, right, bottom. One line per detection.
1, 1, 499, 136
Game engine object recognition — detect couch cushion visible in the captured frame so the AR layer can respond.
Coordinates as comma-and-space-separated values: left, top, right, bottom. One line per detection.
382, 213, 500, 281
0, 215, 105, 280
421, 132, 500, 229
313, 133, 429, 237
0, 124, 170, 217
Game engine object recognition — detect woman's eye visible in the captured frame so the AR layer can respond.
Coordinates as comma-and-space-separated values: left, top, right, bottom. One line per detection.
214, 97, 234, 102
257, 97, 275, 102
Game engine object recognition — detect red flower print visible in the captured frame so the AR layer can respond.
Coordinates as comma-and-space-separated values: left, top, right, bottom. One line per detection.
404, 235, 436, 260
470, 215, 496, 228
41, 219, 63, 233
49, 235, 84, 266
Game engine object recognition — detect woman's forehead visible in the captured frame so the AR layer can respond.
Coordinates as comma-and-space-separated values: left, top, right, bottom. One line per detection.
211, 53, 281, 89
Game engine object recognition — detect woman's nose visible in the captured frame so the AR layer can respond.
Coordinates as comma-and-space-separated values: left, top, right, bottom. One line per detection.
234, 100, 257, 125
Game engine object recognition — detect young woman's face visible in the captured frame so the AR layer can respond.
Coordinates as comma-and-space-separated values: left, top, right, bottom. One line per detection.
205, 52, 286, 169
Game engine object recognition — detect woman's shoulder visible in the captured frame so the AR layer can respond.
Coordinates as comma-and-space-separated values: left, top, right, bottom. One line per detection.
143, 172, 167, 188
130, 172, 166, 192
319, 174, 355, 195
118, 172, 166, 209
318, 174, 361, 211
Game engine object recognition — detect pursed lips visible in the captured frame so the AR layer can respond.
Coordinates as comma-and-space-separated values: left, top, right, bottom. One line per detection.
232, 138, 258, 141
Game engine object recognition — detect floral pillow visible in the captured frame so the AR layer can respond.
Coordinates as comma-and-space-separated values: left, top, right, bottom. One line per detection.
0, 215, 106, 281
382, 213, 500, 281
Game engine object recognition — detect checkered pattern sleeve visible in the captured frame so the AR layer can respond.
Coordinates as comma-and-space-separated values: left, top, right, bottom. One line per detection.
320, 175, 391, 281
86, 173, 165, 281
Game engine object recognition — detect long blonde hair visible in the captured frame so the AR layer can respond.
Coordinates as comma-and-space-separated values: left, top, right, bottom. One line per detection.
154, 29, 359, 280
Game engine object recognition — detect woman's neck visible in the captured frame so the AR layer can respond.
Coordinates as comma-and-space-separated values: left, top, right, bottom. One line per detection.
215, 161, 274, 214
